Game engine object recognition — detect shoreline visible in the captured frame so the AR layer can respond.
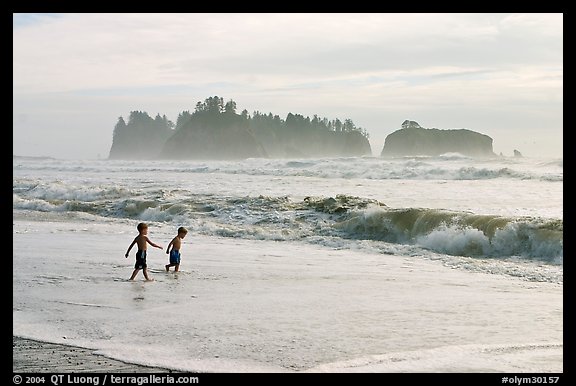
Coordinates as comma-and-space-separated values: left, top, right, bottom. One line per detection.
13, 336, 177, 373
13, 217, 563, 373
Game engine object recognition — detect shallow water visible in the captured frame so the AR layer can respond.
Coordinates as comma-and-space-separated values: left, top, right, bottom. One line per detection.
13, 217, 562, 372
13, 155, 563, 372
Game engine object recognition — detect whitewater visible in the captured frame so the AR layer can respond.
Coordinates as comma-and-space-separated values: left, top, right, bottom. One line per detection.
13, 154, 563, 372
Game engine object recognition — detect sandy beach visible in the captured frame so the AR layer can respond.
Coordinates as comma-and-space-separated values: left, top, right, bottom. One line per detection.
13, 336, 175, 373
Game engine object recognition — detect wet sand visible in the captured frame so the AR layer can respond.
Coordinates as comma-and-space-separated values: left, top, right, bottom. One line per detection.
13, 336, 175, 373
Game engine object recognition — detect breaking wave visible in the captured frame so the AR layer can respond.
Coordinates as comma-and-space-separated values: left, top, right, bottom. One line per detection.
13, 177, 563, 265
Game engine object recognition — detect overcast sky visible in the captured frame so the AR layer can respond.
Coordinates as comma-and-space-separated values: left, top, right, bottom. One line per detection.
13, 13, 563, 159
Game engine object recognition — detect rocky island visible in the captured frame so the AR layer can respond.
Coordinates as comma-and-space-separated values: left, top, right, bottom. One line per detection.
109, 96, 371, 160
380, 120, 496, 158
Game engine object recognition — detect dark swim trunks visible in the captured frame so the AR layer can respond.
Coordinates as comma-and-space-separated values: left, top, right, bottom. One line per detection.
170, 249, 181, 265
135, 250, 147, 269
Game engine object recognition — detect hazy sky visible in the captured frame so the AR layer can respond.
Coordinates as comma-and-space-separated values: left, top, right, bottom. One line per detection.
13, 13, 563, 159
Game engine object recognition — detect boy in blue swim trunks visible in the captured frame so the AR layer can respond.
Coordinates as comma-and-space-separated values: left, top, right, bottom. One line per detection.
166, 227, 188, 272
125, 222, 163, 281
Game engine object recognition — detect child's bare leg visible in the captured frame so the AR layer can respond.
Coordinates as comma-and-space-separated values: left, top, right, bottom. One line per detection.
175, 264, 180, 272
165, 264, 170, 272
143, 268, 154, 281
129, 269, 139, 281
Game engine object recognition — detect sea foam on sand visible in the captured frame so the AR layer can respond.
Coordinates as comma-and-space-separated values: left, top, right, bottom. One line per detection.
13, 218, 562, 373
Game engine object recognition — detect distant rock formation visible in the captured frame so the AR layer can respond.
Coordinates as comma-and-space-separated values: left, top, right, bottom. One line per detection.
109, 112, 173, 159
159, 112, 267, 160
109, 96, 372, 160
260, 129, 371, 158
380, 121, 496, 158
513, 149, 523, 158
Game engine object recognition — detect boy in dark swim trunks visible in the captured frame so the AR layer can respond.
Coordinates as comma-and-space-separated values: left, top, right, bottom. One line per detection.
165, 227, 188, 272
125, 222, 163, 281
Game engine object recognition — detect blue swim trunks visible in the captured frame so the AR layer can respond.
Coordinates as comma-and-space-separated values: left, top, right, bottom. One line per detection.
170, 250, 181, 265
135, 250, 147, 269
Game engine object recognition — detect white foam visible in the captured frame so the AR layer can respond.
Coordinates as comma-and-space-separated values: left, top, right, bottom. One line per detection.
305, 343, 563, 373
13, 219, 563, 373
13, 156, 563, 371
417, 225, 490, 256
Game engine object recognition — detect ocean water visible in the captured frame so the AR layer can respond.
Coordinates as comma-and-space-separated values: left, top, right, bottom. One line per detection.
13, 154, 563, 372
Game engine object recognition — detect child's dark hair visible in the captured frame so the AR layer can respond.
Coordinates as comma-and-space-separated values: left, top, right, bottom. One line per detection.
137, 223, 148, 232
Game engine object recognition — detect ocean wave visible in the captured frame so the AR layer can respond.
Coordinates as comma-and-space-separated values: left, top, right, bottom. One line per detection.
13, 156, 562, 182
336, 206, 562, 262
13, 178, 563, 265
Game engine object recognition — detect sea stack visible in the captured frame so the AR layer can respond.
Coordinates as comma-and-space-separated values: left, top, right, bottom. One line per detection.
380, 120, 496, 157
